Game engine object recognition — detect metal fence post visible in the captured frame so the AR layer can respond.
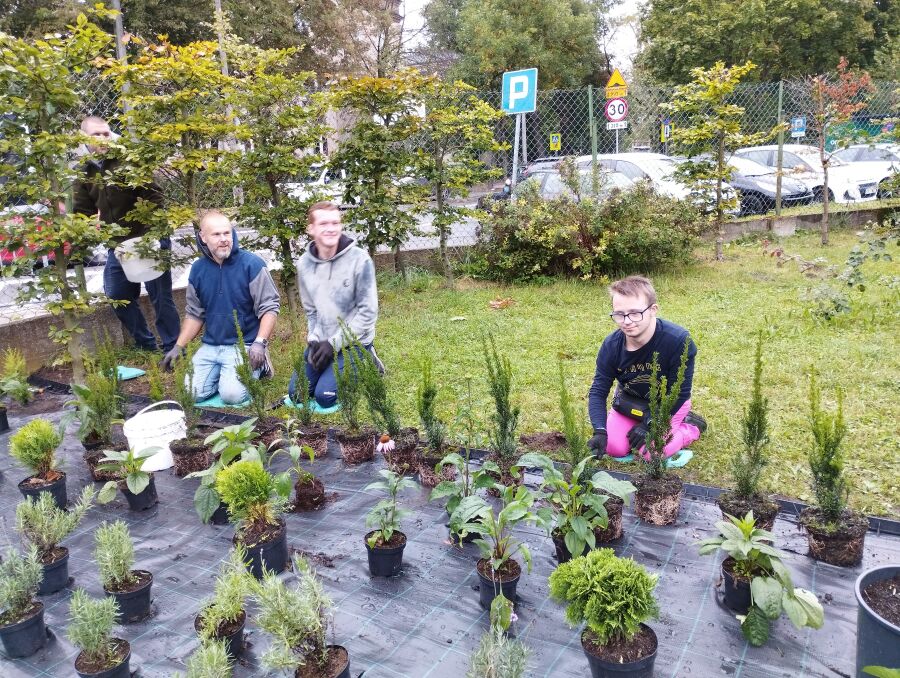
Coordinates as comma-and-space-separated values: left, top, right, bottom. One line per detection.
775, 80, 784, 216
511, 114, 521, 187
588, 85, 597, 174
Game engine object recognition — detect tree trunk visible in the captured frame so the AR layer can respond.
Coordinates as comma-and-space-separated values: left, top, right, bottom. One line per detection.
393, 244, 406, 277
715, 137, 725, 261
55, 247, 85, 383
267, 178, 300, 313
821, 165, 830, 246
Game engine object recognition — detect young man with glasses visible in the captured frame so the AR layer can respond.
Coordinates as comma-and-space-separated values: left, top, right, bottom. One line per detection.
587, 276, 706, 458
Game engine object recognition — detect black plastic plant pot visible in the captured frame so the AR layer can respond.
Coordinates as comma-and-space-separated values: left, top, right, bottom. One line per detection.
18, 472, 67, 509
122, 475, 158, 511
241, 521, 288, 579
582, 624, 658, 678
0, 602, 47, 658
194, 609, 246, 659
365, 531, 407, 577
75, 639, 131, 678
210, 502, 229, 525
0, 405, 9, 433
38, 547, 70, 596
477, 562, 519, 610
106, 571, 153, 623
327, 644, 352, 678
855, 565, 900, 676
721, 559, 751, 613
552, 531, 573, 564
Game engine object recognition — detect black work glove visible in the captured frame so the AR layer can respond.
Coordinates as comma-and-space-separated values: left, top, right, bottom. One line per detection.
159, 345, 185, 372
587, 429, 608, 457
248, 341, 266, 370
627, 422, 650, 452
309, 340, 334, 372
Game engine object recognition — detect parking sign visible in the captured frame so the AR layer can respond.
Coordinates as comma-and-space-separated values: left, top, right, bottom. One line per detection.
790, 116, 806, 138
501, 68, 538, 115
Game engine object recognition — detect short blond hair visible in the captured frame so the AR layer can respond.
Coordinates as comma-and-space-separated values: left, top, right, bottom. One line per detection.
307, 201, 340, 224
608, 276, 657, 306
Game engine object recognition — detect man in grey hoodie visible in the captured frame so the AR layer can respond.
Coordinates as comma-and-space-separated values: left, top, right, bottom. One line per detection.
290, 202, 381, 408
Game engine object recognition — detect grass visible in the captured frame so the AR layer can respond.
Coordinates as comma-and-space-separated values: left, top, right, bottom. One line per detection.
111, 228, 899, 517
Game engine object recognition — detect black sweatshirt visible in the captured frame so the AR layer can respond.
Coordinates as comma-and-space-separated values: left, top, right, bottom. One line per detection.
587, 319, 696, 430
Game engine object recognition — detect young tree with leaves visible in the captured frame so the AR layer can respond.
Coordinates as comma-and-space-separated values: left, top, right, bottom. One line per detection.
665, 61, 781, 260
0, 10, 123, 382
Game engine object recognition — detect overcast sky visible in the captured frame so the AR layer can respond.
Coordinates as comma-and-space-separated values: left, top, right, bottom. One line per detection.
402, 0, 643, 73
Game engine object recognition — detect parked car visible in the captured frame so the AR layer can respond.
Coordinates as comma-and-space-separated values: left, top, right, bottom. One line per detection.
828, 143, 900, 197
281, 163, 351, 207
522, 156, 562, 178
532, 167, 633, 201
734, 144, 880, 203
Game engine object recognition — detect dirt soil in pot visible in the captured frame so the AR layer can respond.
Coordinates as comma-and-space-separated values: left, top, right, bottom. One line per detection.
800, 507, 869, 566
369, 531, 407, 549
195, 608, 245, 638
104, 570, 151, 595
255, 416, 285, 447
383, 428, 421, 475
238, 518, 284, 550
486, 454, 524, 496
862, 574, 900, 626
593, 495, 624, 542
717, 491, 779, 530
298, 422, 329, 458
74, 638, 130, 674
582, 624, 657, 664
293, 476, 326, 512
634, 473, 683, 524
418, 454, 457, 488
84, 449, 122, 482
295, 645, 349, 678
337, 427, 376, 464
170, 437, 211, 476
476, 557, 521, 583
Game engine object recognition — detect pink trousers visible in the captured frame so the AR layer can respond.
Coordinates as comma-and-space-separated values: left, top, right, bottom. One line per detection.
605, 399, 700, 458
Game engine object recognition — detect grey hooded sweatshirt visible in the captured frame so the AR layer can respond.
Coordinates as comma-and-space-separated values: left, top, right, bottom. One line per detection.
297, 234, 378, 350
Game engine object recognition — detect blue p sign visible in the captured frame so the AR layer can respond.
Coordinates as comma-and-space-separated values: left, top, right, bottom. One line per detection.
501, 68, 538, 115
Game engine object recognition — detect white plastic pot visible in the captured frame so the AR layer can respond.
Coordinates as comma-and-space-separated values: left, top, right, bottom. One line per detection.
114, 238, 164, 283
122, 401, 185, 472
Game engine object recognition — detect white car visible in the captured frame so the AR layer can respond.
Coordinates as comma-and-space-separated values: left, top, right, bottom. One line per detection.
575, 152, 737, 210
734, 144, 880, 203
829, 143, 900, 197
281, 163, 350, 206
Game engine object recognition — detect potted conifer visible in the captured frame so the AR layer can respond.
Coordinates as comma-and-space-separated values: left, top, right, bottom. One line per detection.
0, 347, 34, 433
15, 486, 94, 595
233, 314, 280, 443
549, 548, 660, 678
96, 446, 161, 511
64, 355, 124, 479
364, 469, 417, 577
483, 335, 521, 491
716, 332, 779, 530
632, 342, 690, 526
332, 347, 376, 464
94, 521, 153, 623
216, 459, 291, 578
799, 373, 868, 566
252, 555, 351, 677
289, 347, 329, 457
170, 341, 212, 477
9, 417, 67, 508
416, 357, 454, 487
0, 546, 46, 658
68, 589, 130, 678
194, 546, 250, 659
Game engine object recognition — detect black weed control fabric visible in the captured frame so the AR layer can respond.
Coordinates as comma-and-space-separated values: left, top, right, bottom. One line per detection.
1, 393, 898, 677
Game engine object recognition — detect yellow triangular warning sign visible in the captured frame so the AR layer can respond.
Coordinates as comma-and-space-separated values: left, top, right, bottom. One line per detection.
606, 68, 627, 90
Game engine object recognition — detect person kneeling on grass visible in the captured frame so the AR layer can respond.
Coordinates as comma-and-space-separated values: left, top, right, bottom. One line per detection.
159, 210, 280, 404
586, 275, 706, 459
288, 201, 382, 409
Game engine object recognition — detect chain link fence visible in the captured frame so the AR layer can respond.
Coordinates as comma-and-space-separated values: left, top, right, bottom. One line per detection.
2, 71, 898, 325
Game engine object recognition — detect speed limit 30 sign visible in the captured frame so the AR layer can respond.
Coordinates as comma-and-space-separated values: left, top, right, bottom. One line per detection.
604, 98, 628, 122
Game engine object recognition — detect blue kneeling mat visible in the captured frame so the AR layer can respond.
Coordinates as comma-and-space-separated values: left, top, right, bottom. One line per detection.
283, 396, 341, 415
608, 449, 694, 468
195, 394, 252, 409
117, 366, 146, 381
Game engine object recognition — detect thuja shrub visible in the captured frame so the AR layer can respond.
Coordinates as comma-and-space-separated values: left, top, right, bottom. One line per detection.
475, 182, 701, 282
9, 418, 61, 478
215, 460, 280, 528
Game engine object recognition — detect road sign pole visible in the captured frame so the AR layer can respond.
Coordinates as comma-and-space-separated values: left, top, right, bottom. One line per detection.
511, 114, 521, 188
588, 85, 598, 175
522, 113, 528, 166
775, 80, 785, 216
615, 129, 619, 154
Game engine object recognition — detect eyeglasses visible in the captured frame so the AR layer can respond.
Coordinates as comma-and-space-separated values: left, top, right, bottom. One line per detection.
609, 304, 653, 324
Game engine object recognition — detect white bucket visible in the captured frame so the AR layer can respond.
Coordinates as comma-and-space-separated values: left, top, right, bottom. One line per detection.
122, 401, 186, 472
114, 237, 165, 283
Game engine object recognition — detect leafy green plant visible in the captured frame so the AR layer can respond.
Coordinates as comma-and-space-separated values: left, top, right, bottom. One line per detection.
863, 668, 900, 678
698, 512, 824, 646
430, 456, 495, 521
67, 589, 120, 670
197, 546, 250, 639
215, 460, 289, 539
267, 440, 316, 487
64, 370, 124, 444
96, 446, 161, 502
16, 486, 94, 560
0, 347, 33, 405
731, 331, 770, 499
451, 473, 550, 575
641, 341, 690, 481
467, 595, 528, 678
251, 555, 332, 673
183, 638, 233, 678
186, 419, 260, 523
0, 545, 42, 624
9, 417, 62, 478
519, 453, 636, 558
807, 372, 848, 524
365, 469, 416, 547
417, 357, 447, 454
233, 312, 272, 421
94, 521, 137, 591
549, 548, 659, 647
483, 334, 519, 463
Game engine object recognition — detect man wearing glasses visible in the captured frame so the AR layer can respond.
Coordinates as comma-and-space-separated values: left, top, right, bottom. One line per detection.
587, 276, 706, 458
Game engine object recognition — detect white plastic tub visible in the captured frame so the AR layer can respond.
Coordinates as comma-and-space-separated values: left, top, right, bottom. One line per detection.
122, 401, 185, 472
114, 238, 164, 283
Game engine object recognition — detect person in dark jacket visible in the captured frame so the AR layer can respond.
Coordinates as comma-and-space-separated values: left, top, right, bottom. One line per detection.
587, 276, 706, 458
73, 116, 180, 352
160, 210, 280, 404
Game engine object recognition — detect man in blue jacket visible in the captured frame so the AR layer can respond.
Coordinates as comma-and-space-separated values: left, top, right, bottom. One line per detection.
160, 210, 280, 404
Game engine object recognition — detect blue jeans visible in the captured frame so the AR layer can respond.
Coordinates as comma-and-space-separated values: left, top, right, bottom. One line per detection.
104, 239, 180, 352
191, 343, 263, 404
288, 344, 377, 408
